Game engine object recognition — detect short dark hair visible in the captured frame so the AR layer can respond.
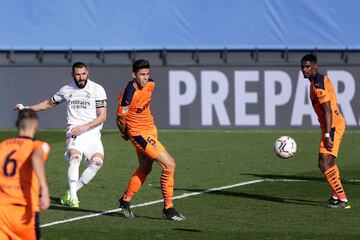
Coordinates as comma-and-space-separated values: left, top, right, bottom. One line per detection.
301, 54, 317, 63
16, 109, 38, 129
72, 62, 87, 72
133, 59, 150, 73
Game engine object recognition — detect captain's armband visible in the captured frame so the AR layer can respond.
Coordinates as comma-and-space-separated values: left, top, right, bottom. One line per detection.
96, 99, 107, 108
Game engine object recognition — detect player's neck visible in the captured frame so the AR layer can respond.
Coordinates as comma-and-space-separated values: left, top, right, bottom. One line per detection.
133, 81, 143, 90
18, 129, 35, 139
309, 72, 317, 81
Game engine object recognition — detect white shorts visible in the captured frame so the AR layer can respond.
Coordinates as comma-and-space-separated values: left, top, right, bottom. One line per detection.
65, 126, 104, 161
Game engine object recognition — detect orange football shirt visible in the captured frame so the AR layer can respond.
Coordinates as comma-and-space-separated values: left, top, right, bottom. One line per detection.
117, 80, 156, 136
310, 73, 345, 129
0, 137, 50, 212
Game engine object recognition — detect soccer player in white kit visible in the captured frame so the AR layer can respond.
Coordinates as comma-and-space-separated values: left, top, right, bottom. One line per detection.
15, 62, 107, 208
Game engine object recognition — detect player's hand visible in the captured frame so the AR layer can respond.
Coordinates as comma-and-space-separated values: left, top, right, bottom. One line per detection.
40, 188, 50, 211
121, 133, 129, 141
71, 125, 88, 136
324, 137, 333, 151
14, 103, 25, 111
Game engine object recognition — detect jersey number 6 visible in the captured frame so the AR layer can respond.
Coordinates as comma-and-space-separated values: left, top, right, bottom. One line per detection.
3, 150, 17, 177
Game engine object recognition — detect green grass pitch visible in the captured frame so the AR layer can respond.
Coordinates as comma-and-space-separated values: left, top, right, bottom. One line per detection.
1, 129, 360, 240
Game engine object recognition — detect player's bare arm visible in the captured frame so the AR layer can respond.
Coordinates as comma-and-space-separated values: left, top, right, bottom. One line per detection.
15, 99, 56, 112
116, 115, 129, 140
71, 107, 107, 136
31, 147, 50, 211
321, 101, 333, 151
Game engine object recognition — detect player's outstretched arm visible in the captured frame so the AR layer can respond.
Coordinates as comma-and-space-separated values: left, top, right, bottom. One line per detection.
31, 147, 50, 211
15, 99, 56, 112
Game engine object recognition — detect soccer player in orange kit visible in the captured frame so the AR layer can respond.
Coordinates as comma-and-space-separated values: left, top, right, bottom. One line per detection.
116, 59, 185, 220
301, 54, 350, 209
0, 109, 50, 239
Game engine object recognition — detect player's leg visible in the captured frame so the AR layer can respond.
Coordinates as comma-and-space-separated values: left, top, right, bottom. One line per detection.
139, 130, 185, 221
130, 132, 176, 209
63, 149, 82, 207
77, 153, 104, 192
130, 130, 175, 209
77, 131, 104, 191
154, 150, 185, 221
320, 153, 349, 208
119, 153, 153, 218
154, 150, 176, 209
319, 123, 349, 208
123, 152, 153, 201
61, 128, 83, 206
66, 131, 104, 207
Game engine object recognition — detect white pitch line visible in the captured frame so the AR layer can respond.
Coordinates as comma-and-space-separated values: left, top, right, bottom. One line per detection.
349, 179, 360, 183
36, 177, 360, 228
40, 179, 265, 228
265, 178, 308, 182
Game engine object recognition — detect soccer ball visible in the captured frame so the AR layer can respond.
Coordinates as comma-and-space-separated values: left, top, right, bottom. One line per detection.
274, 136, 297, 159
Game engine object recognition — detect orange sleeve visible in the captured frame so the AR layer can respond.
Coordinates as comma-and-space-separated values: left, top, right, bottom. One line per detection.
34, 141, 50, 161
117, 92, 129, 117
117, 81, 136, 117
314, 84, 330, 104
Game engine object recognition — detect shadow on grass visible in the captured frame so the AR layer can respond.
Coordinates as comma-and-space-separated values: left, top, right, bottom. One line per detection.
174, 188, 322, 207
242, 173, 325, 182
50, 196, 63, 205
49, 196, 165, 220
243, 173, 360, 185
173, 228, 202, 233
50, 196, 120, 215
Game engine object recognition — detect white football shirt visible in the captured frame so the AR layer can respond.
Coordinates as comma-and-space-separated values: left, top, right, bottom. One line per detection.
51, 79, 107, 130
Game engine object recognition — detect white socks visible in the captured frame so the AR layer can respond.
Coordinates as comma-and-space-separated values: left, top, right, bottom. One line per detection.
77, 163, 102, 191
68, 154, 81, 200
68, 156, 103, 199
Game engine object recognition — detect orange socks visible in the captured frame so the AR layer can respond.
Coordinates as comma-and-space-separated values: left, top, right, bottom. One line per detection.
324, 165, 347, 201
123, 168, 148, 202
123, 167, 175, 208
161, 169, 174, 209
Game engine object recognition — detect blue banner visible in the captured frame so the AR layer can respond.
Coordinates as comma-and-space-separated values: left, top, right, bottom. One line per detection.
0, 0, 359, 50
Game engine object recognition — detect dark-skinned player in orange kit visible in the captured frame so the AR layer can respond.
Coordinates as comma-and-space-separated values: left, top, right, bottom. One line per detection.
301, 54, 350, 209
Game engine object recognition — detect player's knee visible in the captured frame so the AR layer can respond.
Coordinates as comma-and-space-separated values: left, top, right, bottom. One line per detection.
90, 157, 103, 168
318, 161, 332, 172
165, 156, 176, 170
140, 166, 152, 175
328, 158, 335, 167
69, 154, 81, 165
318, 161, 325, 172
318, 154, 335, 172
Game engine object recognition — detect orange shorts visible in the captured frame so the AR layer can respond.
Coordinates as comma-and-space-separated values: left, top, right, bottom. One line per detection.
0, 204, 40, 240
319, 120, 346, 158
130, 127, 165, 159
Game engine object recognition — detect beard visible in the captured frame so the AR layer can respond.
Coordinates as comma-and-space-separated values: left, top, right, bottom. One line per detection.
74, 78, 88, 89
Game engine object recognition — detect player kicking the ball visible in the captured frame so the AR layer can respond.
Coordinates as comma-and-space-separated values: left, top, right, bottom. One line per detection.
301, 54, 350, 209
15, 62, 107, 208
116, 59, 185, 221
